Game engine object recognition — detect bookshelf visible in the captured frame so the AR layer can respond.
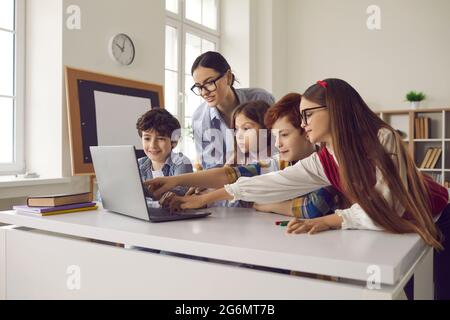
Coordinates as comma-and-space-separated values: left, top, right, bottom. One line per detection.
375, 107, 450, 187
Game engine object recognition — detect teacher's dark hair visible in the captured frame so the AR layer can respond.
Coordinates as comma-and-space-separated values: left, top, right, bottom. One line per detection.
191, 51, 236, 87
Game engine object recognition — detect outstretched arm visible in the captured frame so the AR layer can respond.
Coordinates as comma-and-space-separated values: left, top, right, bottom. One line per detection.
144, 167, 232, 199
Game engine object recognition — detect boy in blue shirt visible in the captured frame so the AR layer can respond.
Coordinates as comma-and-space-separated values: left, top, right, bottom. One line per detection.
135, 108, 193, 200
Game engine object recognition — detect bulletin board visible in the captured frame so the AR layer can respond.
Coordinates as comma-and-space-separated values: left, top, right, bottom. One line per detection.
64, 67, 164, 176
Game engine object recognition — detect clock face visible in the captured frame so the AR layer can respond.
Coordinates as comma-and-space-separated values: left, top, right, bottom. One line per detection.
110, 33, 135, 65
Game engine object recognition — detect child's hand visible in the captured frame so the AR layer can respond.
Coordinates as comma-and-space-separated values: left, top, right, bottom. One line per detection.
286, 215, 341, 235
144, 177, 178, 200
253, 203, 274, 213
169, 195, 207, 211
159, 191, 176, 208
253, 201, 293, 217
185, 187, 208, 196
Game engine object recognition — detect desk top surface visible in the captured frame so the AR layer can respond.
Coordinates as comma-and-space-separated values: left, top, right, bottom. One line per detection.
0, 207, 426, 285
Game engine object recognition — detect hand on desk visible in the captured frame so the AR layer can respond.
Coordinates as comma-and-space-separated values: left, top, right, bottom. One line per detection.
286, 214, 343, 235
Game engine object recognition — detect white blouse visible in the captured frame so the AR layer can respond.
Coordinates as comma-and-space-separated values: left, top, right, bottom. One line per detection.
224, 128, 408, 231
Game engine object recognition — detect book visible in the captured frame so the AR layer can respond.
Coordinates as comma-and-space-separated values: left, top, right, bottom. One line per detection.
425, 148, 438, 169
421, 117, 426, 139
415, 118, 421, 139
14, 205, 98, 216
419, 118, 423, 139
13, 202, 96, 214
417, 117, 421, 139
420, 148, 434, 168
429, 148, 442, 169
426, 172, 442, 183
419, 117, 422, 139
424, 117, 429, 139
27, 192, 91, 207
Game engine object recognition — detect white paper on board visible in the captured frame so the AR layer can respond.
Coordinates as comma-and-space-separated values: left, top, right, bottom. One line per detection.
94, 91, 152, 148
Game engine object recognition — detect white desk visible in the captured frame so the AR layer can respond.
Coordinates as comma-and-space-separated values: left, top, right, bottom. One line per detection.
0, 207, 433, 299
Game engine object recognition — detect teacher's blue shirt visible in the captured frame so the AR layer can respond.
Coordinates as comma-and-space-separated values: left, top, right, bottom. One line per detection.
192, 88, 275, 169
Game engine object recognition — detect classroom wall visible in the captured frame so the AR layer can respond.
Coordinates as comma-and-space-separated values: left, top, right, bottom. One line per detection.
221, 0, 251, 88
249, 0, 288, 100
221, 0, 289, 100
284, 0, 450, 109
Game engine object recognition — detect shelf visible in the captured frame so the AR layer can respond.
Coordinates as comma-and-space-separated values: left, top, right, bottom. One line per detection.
380, 107, 448, 178
375, 107, 450, 114
414, 139, 442, 142
419, 169, 442, 172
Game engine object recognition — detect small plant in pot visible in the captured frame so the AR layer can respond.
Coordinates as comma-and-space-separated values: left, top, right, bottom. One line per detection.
406, 91, 426, 109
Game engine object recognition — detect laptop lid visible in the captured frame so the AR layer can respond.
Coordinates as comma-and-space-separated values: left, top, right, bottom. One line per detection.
90, 145, 151, 221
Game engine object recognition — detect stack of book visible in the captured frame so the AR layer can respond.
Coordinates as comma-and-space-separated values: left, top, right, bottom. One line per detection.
419, 147, 442, 169
426, 172, 443, 184
14, 192, 97, 216
414, 117, 430, 139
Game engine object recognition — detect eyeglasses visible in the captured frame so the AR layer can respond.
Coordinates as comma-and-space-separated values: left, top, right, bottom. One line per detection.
300, 106, 327, 126
191, 73, 225, 96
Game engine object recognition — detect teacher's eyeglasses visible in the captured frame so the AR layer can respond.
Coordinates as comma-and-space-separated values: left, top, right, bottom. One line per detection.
191, 73, 226, 96
300, 106, 328, 126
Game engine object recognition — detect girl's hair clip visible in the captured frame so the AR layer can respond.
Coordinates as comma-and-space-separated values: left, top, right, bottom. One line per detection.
317, 80, 328, 88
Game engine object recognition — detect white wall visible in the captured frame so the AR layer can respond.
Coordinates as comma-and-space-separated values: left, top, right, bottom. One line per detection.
285, 0, 450, 109
249, 0, 273, 93
221, 0, 288, 100
221, 0, 251, 88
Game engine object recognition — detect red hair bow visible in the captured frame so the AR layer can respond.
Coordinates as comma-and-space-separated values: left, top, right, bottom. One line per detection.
317, 80, 328, 88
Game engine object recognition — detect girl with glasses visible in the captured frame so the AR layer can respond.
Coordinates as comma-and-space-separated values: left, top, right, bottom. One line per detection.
190, 51, 275, 169
208, 78, 450, 299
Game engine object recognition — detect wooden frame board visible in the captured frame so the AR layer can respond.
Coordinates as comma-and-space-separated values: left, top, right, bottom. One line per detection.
64, 66, 164, 176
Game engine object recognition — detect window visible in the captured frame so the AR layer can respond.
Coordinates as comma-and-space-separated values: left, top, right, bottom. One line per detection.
165, 0, 220, 161
0, 0, 24, 174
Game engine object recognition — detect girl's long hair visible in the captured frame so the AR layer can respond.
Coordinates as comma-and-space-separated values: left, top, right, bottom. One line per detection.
303, 79, 442, 249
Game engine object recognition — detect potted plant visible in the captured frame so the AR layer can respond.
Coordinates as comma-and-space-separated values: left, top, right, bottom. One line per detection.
406, 91, 426, 109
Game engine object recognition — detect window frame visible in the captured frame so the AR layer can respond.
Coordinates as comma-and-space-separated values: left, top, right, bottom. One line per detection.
165, 0, 220, 154
0, 0, 25, 174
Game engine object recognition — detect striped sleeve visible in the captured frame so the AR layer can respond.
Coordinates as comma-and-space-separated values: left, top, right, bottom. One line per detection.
224, 163, 268, 184
291, 187, 339, 219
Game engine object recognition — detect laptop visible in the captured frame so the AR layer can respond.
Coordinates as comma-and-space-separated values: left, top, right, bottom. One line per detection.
90, 145, 211, 222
